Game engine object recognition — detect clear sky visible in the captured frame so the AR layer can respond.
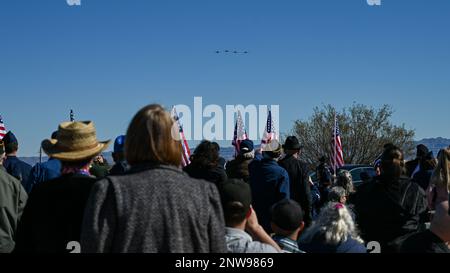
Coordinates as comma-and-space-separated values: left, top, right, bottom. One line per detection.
1, 0, 449, 156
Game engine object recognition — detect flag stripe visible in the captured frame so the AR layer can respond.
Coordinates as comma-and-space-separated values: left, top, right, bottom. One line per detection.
0, 115, 6, 140
331, 115, 344, 171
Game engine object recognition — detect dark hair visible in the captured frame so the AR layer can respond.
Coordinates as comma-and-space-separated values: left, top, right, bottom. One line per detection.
419, 152, 436, 171
263, 150, 281, 159
220, 179, 252, 227
223, 202, 248, 226
383, 143, 395, 150
190, 140, 220, 169
380, 145, 405, 179
5, 142, 18, 154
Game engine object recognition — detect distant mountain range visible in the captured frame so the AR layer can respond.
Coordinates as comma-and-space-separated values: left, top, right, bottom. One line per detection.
18, 138, 450, 166
18, 147, 238, 167
415, 137, 450, 157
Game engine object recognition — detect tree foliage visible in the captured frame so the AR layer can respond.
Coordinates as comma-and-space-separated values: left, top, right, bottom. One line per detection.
291, 104, 415, 165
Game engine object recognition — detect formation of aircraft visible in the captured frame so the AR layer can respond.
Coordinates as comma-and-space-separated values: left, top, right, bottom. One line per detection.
215, 50, 249, 54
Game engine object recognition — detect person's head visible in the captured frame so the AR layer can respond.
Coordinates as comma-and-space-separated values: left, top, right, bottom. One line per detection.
328, 186, 348, 204
3, 131, 18, 155
383, 143, 395, 150
219, 178, 252, 228
319, 156, 327, 164
112, 135, 126, 163
41, 121, 111, 169
373, 159, 382, 176
262, 139, 282, 160
419, 151, 437, 172
94, 155, 104, 165
125, 104, 182, 167
190, 140, 220, 169
380, 145, 405, 180
336, 170, 355, 196
300, 202, 363, 245
416, 144, 430, 160
270, 199, 305, 240
239, 139, 255, 159
282, 136, 303, 157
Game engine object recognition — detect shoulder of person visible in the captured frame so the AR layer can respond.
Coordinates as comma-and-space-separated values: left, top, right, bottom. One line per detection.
0, 168, 21, 189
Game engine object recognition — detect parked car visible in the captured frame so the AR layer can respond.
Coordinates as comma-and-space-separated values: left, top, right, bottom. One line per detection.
309, 164, 376, 186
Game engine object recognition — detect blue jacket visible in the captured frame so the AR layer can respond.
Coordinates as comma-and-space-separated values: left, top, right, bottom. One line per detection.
3, 156, 32, 188
249, 155, 290, 232
299, 233, 367, 253
24, 158, 61, 194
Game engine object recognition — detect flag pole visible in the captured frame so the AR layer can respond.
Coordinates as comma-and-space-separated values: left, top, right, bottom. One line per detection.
333, 111, 337, 175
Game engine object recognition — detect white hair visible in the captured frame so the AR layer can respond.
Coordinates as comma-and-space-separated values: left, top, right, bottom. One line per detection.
242, 150, 255, 159
300, 202, 364, 245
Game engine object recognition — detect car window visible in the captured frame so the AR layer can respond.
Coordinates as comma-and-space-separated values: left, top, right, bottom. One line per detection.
350, 167, 376, 183
350, 168, 363, 182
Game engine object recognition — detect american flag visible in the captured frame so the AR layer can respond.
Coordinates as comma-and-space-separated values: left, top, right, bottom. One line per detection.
260, 110, 278, 151
331, 115, 344, 172
232, 110, 248, 156
0, 115, 6, 140
171, 107, 191, 167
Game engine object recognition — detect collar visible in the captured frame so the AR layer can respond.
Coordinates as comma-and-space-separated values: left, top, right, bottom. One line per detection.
129, 162, 182, 174
225, 227, 253, 242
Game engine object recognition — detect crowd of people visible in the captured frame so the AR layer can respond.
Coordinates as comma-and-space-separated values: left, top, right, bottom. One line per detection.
0, 103, 449, 253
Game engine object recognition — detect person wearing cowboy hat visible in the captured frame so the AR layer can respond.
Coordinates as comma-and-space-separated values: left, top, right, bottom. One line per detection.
278, 136, 312, 227
14, 121, 110, 253
248, 139, 290, 233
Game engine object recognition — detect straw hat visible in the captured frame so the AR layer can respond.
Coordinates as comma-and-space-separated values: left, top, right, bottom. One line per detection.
42, 121, 111, 162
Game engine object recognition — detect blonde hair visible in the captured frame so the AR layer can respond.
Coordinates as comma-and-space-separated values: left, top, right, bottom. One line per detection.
125, 104, 182, 167
300, 202, 364, 245
430, 148, 450, 191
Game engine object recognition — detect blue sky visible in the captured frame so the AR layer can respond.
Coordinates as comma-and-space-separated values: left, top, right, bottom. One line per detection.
1, 0, 449, 156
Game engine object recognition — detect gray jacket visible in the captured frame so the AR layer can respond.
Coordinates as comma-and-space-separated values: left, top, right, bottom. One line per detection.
0, 166, 27, 253
81, 164, 227, 253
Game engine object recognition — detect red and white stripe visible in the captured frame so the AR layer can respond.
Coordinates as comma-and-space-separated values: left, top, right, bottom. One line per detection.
331, 115, 344, 172
0, 115, 6, 140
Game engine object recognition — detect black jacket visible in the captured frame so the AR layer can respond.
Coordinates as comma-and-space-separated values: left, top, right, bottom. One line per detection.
400, 230, 450, 253
278, 155, 312, 227
183, 164, 228, 188
226, 156, 252, 183
352, 175, 427, 253
109, 161, 129, 176
405, 159, 419, 178
13, 173, 98, 253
